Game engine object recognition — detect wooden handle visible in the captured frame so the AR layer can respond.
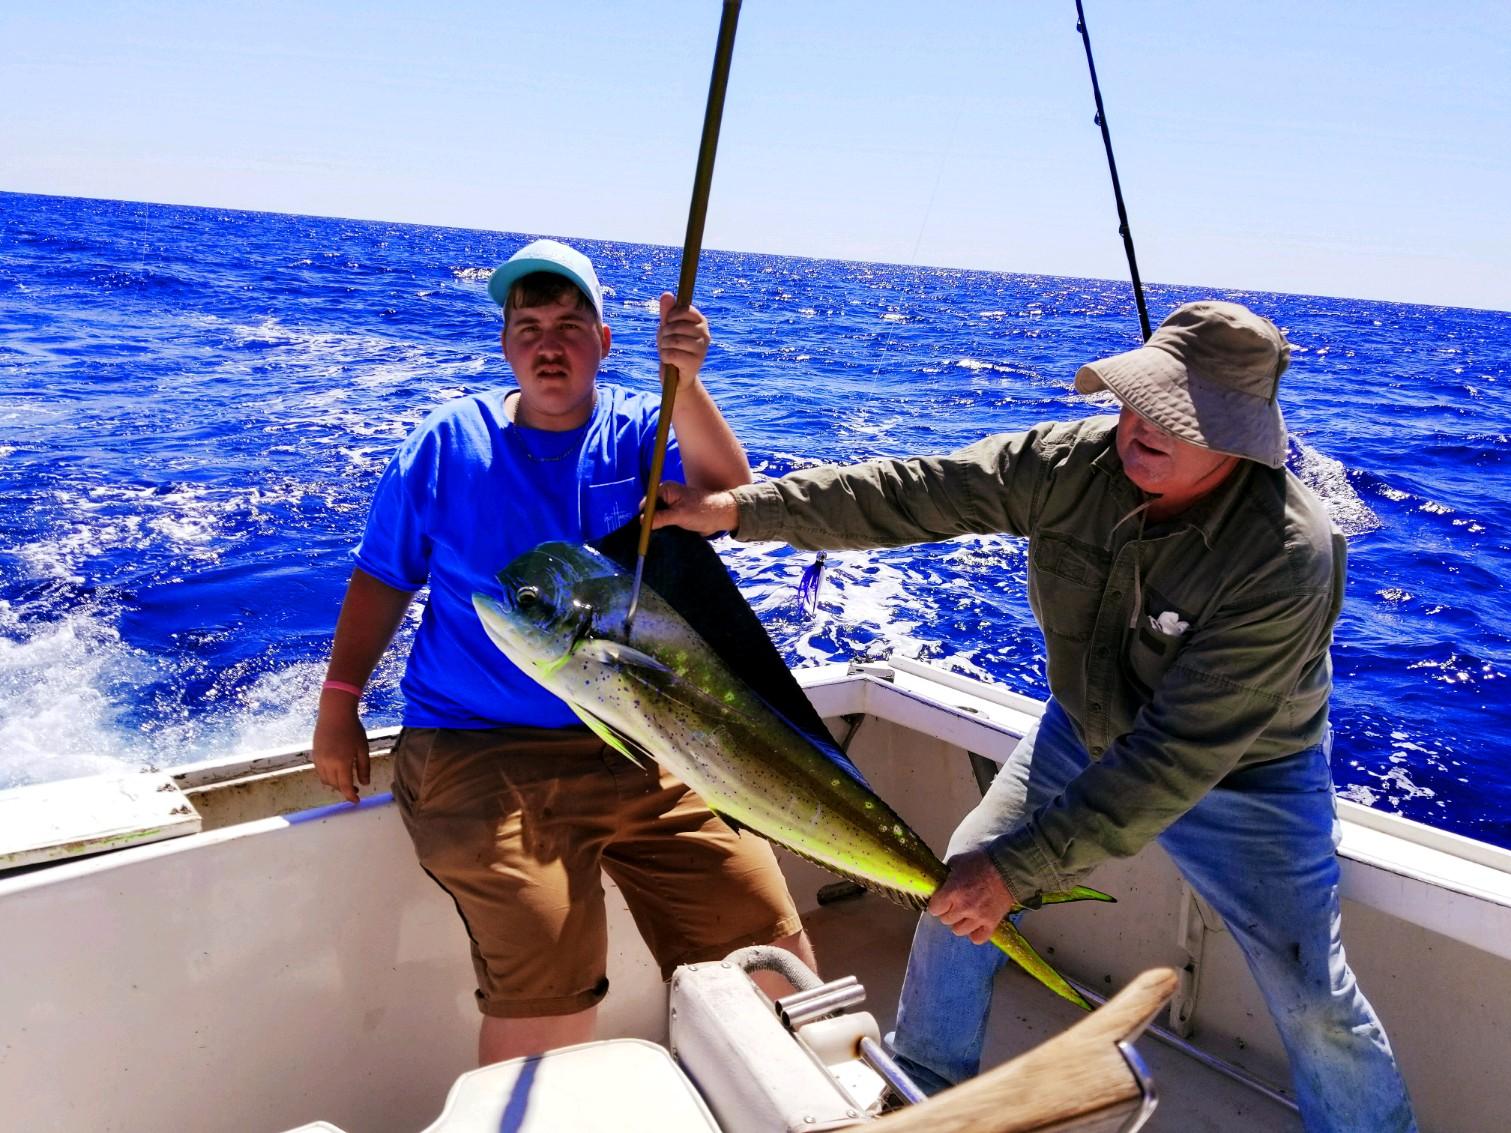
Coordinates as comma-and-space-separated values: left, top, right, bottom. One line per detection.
869, 967, 1179, 1133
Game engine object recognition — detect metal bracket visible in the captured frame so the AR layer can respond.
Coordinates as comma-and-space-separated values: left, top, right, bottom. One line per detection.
1169, 880, 1222, 1037
846, 660, 896, 682
837, 712, 867, 754
967, 750, 1000, 796
1115, 1040, 1160, 1132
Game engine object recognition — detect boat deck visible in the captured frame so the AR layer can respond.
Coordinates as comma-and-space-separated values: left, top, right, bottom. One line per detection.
803, 893, 1302, 1132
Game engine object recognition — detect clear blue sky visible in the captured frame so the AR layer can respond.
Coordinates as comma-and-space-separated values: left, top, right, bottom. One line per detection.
5, 1, 1508, 310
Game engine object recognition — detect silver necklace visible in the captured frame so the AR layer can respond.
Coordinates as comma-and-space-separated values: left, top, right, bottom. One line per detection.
505, 391, 592, 463
513, 428, 583, 462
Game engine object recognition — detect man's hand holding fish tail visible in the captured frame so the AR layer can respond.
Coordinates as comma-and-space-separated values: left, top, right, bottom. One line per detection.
929, 850, 1017, 947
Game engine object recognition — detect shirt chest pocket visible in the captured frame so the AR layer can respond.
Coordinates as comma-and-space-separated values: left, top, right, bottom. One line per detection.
1031, 533, 1112, 644
584, 477, 641, 541
1123, 589, 1195, 695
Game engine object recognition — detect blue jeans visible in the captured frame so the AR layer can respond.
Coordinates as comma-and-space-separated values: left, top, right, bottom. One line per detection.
890, 699, 1416, 1133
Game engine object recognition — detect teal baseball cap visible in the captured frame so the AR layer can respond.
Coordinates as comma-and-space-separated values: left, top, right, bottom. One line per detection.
487, 238, 604, 321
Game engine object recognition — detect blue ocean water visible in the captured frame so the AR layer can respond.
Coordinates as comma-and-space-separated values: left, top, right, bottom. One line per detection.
2, 191, 1508, 850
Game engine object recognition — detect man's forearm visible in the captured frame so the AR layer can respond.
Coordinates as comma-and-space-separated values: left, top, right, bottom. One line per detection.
731, 454, 986, 551
322, 568, 415, 695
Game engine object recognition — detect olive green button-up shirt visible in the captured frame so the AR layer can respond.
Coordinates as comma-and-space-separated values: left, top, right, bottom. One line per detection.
732, 415, 1345, 900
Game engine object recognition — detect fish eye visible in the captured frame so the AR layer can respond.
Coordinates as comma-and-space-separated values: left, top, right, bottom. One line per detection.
515, 585, 541, 609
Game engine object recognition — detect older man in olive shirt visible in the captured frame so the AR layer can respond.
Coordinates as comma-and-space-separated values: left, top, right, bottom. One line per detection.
654, 302, 1415, 1132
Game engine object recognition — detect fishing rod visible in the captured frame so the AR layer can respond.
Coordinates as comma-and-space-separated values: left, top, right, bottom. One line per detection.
1074, 0, 1152, 340
626, 0, 742, 635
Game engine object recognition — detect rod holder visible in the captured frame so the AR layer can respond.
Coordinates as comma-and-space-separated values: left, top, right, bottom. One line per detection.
776, 977, 867, 1029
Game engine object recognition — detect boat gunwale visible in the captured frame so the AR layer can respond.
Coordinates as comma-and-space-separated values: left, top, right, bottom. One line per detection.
2, 659, 1507, 954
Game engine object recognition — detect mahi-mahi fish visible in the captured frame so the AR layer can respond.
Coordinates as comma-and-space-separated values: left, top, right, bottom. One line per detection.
473, 529, 1107, 1009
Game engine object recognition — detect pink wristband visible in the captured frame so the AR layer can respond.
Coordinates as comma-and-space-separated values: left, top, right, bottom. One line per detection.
322, 680, 363, 697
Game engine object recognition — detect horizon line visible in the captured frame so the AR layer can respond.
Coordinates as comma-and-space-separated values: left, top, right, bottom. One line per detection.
5, 186, 1508, 318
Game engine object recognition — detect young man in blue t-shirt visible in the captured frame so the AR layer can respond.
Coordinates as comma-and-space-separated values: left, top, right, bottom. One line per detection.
311, 239, 813, 1065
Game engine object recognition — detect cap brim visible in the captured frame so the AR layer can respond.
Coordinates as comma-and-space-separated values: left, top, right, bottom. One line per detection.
487, 257, 603, 320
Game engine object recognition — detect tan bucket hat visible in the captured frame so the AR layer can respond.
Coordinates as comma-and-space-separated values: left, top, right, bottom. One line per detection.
1074, 301, 1291, 468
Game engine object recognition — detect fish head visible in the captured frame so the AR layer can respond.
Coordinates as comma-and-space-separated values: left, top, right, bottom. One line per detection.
472, 541, 628, 673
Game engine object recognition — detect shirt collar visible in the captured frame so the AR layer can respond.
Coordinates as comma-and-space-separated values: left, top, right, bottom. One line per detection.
1091, 430, 1256, 550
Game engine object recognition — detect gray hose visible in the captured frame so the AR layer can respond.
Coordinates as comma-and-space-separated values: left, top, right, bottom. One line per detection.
721, 944, 825, 992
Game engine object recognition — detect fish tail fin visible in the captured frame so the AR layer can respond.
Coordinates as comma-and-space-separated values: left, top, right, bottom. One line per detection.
988, 920, 1092, 1011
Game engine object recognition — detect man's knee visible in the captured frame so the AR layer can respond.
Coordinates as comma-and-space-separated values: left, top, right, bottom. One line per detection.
774, 927, 817, 967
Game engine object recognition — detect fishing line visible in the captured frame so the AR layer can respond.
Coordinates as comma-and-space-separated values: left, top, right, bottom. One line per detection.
794, 7, 1156, 620
906, 103, 963, 266
790, 104, 964, 621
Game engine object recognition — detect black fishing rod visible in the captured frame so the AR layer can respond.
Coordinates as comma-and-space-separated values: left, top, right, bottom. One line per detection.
1074, 0, 1152, 340
627, 0, 742, 634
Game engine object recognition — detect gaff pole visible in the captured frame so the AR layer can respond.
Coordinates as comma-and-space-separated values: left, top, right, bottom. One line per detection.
626, 0, 742, 634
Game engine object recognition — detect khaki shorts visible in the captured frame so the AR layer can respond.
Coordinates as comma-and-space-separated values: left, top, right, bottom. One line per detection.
392, 725, 804, 1018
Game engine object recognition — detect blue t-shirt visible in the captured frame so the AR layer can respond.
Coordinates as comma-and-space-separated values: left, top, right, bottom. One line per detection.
354, 384, 684, 728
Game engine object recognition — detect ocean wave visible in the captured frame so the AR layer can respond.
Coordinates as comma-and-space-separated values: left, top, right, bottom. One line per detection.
0, 601, 160, 786
717, 533, 1042, 695
0, 594, 415, 790
1288, 437, 1380, 536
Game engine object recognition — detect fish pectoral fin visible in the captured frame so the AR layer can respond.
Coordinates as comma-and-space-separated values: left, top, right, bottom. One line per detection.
569, 706, 656, 771
605, 649, 761, 731
577, 639, 673, 674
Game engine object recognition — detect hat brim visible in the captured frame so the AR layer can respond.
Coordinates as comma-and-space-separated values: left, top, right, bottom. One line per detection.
487, 256, 604, 321
1076, 345, 1288, 469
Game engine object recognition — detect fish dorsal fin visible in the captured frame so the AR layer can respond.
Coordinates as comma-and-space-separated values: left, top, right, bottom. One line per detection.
778, 713, 873, 792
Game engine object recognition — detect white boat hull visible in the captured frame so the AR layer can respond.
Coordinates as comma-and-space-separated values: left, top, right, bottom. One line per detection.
1, 659, 1507, 1131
